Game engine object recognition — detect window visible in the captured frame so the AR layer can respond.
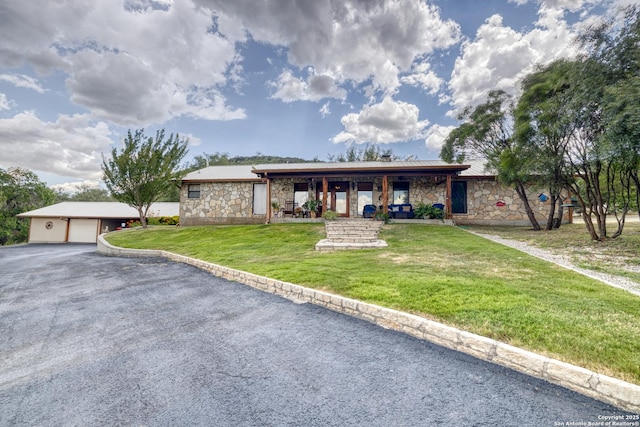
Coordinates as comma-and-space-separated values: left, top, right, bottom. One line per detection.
452, 181, 467, 214
294, 182, 309, 208
357, 182, 373, 215
393, 182, 409, 204
188, 184, 200, 199
253, 183, 267, 215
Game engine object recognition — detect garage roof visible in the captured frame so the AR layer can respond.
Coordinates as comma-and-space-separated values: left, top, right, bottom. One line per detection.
17, 202, 179, 219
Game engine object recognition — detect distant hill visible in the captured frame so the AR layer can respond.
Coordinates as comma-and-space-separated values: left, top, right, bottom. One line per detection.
186, 152, 321, 170
227, 155, 318, 165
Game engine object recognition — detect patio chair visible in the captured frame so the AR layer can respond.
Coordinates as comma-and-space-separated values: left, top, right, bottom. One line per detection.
283, 200, 296, 217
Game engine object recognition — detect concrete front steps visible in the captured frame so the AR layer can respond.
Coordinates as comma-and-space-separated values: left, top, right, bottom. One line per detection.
315, 219, 387, 251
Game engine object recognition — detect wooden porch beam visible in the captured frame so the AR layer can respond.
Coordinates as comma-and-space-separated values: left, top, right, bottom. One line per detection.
322, 177, 328, 214
382, 175, 388, 213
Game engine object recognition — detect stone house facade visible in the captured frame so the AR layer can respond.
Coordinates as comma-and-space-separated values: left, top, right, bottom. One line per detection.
179, 161, 569, 226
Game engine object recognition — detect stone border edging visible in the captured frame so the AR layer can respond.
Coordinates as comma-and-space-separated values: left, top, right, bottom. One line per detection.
97, 234, 640, 414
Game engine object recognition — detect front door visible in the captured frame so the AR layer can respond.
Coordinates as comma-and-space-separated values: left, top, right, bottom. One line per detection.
318, 181, 350, 217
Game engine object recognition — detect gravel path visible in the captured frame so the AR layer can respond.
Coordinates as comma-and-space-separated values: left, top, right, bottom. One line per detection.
470, 231, 640, 297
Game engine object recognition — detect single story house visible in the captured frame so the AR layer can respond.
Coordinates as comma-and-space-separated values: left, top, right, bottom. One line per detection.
17, 202, 178, 243
180, 160, 570, 226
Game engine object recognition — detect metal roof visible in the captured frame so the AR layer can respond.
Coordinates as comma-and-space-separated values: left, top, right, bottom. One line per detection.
17, 202, 179, 219
249, 161, 472, 178
182, 165, 259, 181
180, 160, 495, 181
457, 159, 497, 177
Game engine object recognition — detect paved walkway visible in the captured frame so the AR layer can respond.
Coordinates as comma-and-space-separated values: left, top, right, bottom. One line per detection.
1, 244, 632, 426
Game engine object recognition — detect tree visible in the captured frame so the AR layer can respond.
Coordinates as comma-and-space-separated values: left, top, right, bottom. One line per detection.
441, 90, 542, 230
0, 167, 55, 245
102, 129, 188, 228
592, 6, 640, 228
55, 184, 115, 202
515, 60, 577, 230
561, 5, 640, 240
328, 145, 415, 162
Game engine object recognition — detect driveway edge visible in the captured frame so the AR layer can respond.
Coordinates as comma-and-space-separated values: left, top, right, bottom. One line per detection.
97, 234, 640, 414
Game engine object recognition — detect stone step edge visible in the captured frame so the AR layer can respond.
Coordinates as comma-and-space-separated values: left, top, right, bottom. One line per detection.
97, 233, 640, 414
315, 239, 388, 250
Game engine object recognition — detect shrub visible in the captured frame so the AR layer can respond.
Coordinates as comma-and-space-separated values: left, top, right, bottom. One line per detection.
413, 202, 444, 220
141, 216, 179, 226
322, 210, 338, 221
373, 210, 390, 224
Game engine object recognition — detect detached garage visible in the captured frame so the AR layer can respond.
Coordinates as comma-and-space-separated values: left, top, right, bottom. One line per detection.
17, 202, 178, 244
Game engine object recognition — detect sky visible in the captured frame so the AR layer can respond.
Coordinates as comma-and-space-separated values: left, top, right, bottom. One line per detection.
0, 0, 633, 191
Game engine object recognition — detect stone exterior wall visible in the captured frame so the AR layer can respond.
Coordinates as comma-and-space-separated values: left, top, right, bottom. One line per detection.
180, 181, 265, 225
452, 178, 569, 226
180, 176, 569, 226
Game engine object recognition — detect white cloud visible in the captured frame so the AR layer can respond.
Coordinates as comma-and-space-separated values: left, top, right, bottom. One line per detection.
400, 61, 443, 95
205, 0, 460, 96
50, 180, 103, 194
0, 112, 113, 179
319, 102, 331, 118
179, 132, 202, 147
332, 97, 429, 145
0, 93, 10, 110
0, 74, 46, 93
270, 69, 346, 103
507, 0, 597, 11
0, 1, 245, 126
447, 7, 579, 115
424, 124, 455, 152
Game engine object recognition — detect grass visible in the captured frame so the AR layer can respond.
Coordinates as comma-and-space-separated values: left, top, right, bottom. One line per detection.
466, 220, 640, 283
105, 223, 640, 384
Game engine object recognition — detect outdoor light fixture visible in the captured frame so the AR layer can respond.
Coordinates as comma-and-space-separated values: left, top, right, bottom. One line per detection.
352, 181, 356, 190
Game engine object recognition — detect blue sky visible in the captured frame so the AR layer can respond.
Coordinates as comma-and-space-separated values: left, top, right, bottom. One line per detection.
0, 0, 630, 190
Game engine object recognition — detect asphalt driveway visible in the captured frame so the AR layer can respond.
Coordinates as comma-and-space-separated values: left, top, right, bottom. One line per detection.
0, 244, 630, 426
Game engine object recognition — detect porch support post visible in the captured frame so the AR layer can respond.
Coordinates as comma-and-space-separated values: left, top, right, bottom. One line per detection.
445, 174, 453, 219
266, 175, 271, 224
382, 175, 388, 213
322, 177, 328, 214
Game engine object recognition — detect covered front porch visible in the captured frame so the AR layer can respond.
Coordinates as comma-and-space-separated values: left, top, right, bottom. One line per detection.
251, 161, 470, 222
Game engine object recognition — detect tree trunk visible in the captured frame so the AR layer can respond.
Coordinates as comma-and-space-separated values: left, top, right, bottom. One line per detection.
611, 214, 626, 238
581, 211, 600, 241
514, 181, 541, 230
554, 203, 564, 229
137, 207, 148, 228
545, 194, 557, 231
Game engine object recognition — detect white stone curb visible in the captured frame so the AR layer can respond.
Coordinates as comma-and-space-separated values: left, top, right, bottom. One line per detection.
97, 234, 640, 414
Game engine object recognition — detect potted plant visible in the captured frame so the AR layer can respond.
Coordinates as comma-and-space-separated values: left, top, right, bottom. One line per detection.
271, 201, 281, 217
303, 199, 320, 218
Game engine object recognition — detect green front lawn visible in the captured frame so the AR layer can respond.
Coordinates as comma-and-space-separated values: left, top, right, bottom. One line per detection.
105, 223, 640, 384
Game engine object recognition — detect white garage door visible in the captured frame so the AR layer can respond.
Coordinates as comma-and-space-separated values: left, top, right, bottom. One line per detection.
68, 219, 99, 243
29, 218, 68, 243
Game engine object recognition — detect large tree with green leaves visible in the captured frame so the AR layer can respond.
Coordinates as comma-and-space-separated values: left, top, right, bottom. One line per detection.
589, 5, 640, 229
441, 90, 542, 230
0, 167, 55, 245
561, 5, 640, 240
515, 60, 577, 230
102, 129, 188, 228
